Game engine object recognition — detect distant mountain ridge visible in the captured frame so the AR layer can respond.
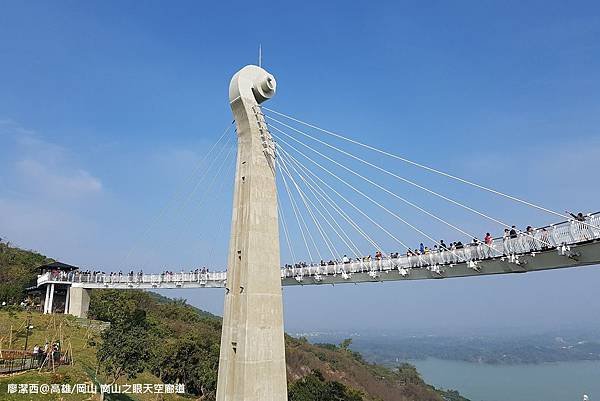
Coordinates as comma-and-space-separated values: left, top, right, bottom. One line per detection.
304, 332, 600, 365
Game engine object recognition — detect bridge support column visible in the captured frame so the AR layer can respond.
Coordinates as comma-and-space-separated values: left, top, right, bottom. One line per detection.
68, 286, 91, 318
64, 286, 71, 314
46, 283, 55, 314
43, 284, 51, 314
216, 65, 287, 401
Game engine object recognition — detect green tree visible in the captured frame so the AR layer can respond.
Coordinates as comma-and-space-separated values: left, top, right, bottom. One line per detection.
156, 333, 220, 398
396, 362, 424, 385
88, 290, 149, 323
97, 308, 158, 384
288, 370, 363, 401
0, 241, 50, 304
339, 338, 352, 350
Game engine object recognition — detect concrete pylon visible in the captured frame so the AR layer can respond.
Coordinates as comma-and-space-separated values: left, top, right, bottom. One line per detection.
216, 65, 287, 401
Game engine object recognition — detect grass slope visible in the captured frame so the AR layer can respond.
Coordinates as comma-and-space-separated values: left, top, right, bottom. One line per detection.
0, 311, 188, 401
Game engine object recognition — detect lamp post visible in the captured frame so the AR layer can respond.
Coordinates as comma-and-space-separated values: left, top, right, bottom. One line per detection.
23, 315, 33, 351
22, 314, 33, 370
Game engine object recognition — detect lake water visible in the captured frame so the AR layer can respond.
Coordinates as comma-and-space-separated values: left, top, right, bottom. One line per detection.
410, 358, 600, 401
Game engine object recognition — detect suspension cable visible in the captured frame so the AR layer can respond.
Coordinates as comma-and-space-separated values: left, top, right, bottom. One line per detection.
279, 150, 344, 261
277, 189, 297, 265
271, 128, 464, 255
122, 122, 234, 265
144, 138, 237, 268
272, 124, 553, 249
204, 147, 239, 263
266, 116, 501, 229
262, 107, 600, 231
275, 139, 413, 253
268, 121, 500, 254
278, 148, 363, 258
176, 134, 236, 221
279, 147, 379, 256
278, 161, 318, 261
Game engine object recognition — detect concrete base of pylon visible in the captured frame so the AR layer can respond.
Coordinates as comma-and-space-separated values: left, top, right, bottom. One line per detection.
67, 286, 91, 318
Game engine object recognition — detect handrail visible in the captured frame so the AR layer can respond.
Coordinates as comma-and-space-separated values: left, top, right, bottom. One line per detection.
0, 352, 71, 374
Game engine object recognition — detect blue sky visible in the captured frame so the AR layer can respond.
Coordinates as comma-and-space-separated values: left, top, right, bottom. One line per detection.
1, 1, 600, 333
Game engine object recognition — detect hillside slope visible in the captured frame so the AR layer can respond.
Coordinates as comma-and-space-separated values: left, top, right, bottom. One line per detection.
0, 311, 189, 401
0, 243, 469, 401
0, 241, 51, 304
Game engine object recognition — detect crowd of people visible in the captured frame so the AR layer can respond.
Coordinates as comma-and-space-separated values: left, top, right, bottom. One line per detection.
282, 211, 598, 272
31, 341, 62, 364
51, 267, 215, 283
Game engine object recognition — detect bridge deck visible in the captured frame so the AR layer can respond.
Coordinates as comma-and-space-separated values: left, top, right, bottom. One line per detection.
37, 214, 600, 290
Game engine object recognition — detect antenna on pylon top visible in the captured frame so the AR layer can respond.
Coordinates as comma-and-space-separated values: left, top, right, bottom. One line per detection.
258, 44, 262, 67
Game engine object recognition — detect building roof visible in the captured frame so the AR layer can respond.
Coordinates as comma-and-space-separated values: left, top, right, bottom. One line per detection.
38, 261, 79, 272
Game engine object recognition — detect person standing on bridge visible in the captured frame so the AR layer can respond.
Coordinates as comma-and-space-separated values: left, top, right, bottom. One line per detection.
566, 210, 592, 241
539, 228, 551, 250
509, 226, 518, 253
503, 229, 510, 255
439, 240, 447, 264
408, 249, 416, 267
455, 241, 464, 262
468, 238, 479, 260
415, 249, 424, 267
484, 232, 493, 258
525, 226, 537, 251
567, 211, 586, 222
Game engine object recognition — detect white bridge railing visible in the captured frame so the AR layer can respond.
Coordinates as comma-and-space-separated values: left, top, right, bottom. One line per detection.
37, 213, 600, 288
38, 271, 227, 287
282, 212, 600, 281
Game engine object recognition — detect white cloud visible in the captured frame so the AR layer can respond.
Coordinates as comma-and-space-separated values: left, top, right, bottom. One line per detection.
0, 119, 103, 198
0, 119, 104, 263
0, 119, 38, 144
0, 197, 82, 252
16, 159, 102, 197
